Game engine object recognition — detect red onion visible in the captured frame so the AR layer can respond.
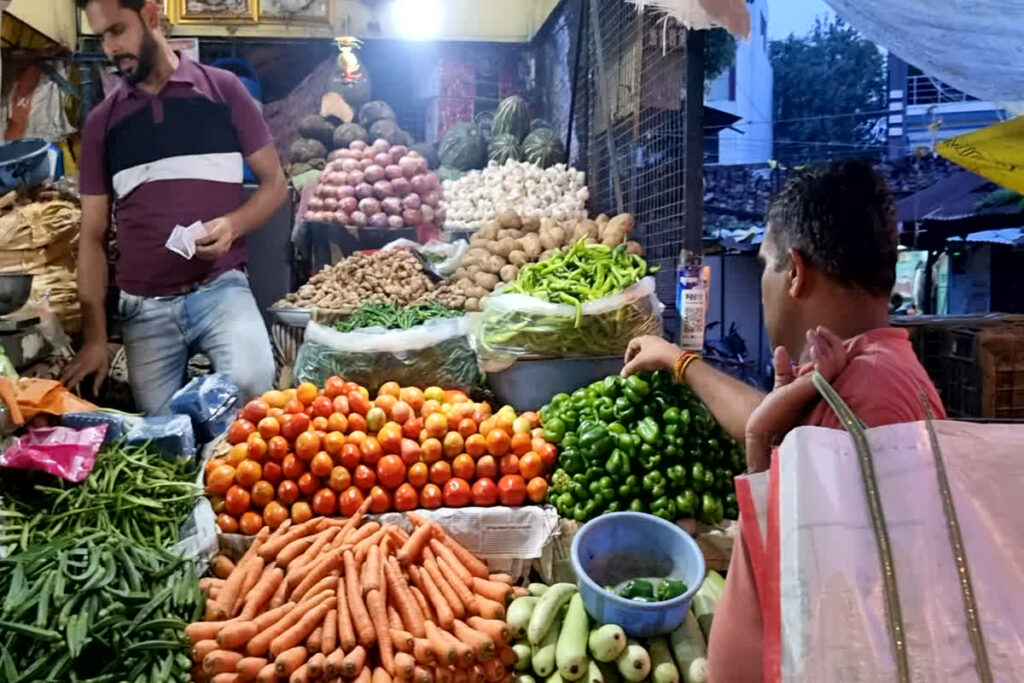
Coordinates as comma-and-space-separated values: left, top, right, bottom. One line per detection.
390, 177, 411, 196
304, 210, 316, 221
373, 180, 393, 198
329, 172, 347, 186
339, 196, 358, 213
364, 165, 386, 183
350, 140, 367, 151
387, 215, 405, 229
420, 205, 435, 224
381, 197, 402, 215
337, 185, 355, 199
341, 158, 359, 172
414, 156, 428, 174
359, 158, 373, 171
389, 145, 409, 163
410, 175, 428, 195
369, 212, 389, 229
398, 156, 419, 179
308, 197, 324, 211
423, 191, 440, 208
407, 149, 421, 157
435, 206, 446, 223
402, 193, 421, 210
355, 183, 374, 199
328, 151, 343, 162
374, 152, 391, 167
350, 210, 367, 226
324, 197, 339, 211
359, 197, 381, 215
424, 172, 439, 190
372, 139, 390, 153
385, 164, 403, 180
334, 211, 350, 225
402, 208, 423, 225
348, 169, 364, 186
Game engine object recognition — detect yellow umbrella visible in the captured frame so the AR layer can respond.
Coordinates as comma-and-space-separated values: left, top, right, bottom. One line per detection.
936, 116, 1024, 195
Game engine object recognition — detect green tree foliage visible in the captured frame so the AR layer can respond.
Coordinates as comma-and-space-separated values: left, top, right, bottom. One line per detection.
770, 17, 885, 162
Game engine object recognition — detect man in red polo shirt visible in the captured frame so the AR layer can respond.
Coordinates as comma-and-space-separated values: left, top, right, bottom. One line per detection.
63, 0, 287, 413
623, 160, 945, 682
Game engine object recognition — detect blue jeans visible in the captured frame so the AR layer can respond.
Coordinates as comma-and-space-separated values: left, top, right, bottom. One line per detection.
119, 269, 274, 415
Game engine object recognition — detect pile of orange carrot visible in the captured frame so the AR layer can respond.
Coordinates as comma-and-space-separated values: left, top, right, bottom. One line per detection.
188, 500, 526, 683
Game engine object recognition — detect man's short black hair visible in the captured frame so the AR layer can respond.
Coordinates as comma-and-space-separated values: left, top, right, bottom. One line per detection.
76, 0, 145, 9
766, 159, 898, 297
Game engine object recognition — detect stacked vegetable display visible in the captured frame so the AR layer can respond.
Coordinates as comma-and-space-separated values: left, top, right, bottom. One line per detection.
333, 301, 461, 333
187, 511, 522, 683
0, 444, 202, 682
540, 372, 744, 523
207, 378, 558, 532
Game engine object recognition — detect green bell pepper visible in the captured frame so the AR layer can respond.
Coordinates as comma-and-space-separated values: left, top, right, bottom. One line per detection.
650, 495, 677, 521
595, 397, 616, 422
617, 474, 639, 499
638, 443, 660, 469
602, 375, 622, 397
691, 463, 709, 491
675, 489, 699, 517
605, 449, 627, 478
613, 396, 636, 422
624, 374, 650, 398
662, 406, 681, 425
605, 501, 622, 513
617, 579, 654, 600
642, 471, 667, 498
559, 447, 583, 475
541, 417, 565, 444
700, 493, 724, 524
580, 425, 614, 460
628, 499, 645, 513
655, 578, 687, 601
551, 469, 571, 494
637, 417, 660, 445
666, 465, 686, 487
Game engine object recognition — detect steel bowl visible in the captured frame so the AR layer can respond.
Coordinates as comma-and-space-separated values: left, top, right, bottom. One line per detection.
0, 274, 33, 315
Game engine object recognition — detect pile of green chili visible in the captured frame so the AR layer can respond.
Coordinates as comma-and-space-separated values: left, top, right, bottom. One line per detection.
333, 300, 462, 332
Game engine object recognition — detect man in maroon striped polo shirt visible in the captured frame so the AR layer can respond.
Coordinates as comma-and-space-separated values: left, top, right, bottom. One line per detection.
63, 0, 287, 414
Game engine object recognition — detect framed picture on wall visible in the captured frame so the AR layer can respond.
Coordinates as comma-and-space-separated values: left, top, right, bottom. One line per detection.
174, 0, 257, 23
260, 0, 332, 26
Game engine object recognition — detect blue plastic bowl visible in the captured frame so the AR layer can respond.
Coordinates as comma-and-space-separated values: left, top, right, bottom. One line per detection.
570, 512, 705, 637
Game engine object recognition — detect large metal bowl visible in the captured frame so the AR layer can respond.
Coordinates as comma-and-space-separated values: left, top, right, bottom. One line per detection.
0, 274, 33, 315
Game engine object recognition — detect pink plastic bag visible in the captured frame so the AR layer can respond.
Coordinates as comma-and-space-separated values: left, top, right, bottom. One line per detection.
0, 425, 107, 482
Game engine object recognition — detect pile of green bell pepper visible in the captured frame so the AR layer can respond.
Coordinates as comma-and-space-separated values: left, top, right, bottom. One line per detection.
542, 370, 744, 523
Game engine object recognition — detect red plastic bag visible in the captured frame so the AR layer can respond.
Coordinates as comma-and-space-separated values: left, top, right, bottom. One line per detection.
0, 425, 107, 482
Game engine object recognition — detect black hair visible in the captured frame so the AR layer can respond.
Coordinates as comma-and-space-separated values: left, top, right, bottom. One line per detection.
76, 0, 145, 9
766, 159, 898, 297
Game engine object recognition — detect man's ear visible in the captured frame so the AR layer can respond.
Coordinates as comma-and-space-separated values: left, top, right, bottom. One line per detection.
142, 0, 161, 30
787, 248, 806, 298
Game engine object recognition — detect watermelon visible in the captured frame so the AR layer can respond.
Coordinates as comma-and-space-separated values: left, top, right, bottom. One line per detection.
333, 122, 367, 149
358, 100, 396, 128
491, 95, 530, 142
487, 133, 522, 164
530, 118, 552, 131
439, 123, 487, 171
522, 128, 565, 168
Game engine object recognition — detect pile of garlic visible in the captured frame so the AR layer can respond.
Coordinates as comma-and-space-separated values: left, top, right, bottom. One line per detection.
441, 159, 588, 231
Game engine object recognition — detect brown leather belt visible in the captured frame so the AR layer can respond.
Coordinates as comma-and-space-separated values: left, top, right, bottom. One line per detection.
159, 268, 243, 297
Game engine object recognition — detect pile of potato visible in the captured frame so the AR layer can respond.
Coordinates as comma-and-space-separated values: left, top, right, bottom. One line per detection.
451, 209, 639, 311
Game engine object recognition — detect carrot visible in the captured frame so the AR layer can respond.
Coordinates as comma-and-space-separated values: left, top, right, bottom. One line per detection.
289, 663, 311, 683
405, 511, 429, 527
246, 595, 319, 656
291, 527, 341, 571
412, 637, 437, 665
435, 556, 478, 614
211, 555, 236, 579
373, 666, 394, 683
270, 574, 290, 609
497, 646, 517, 668
363, 545, 382, 595
307, 624, 323, 655
423, 621, 455, 666
217, 621, 260, 650
487, 574, 513, 585
232, 558, 267, 617
434, 666, 453, 683
260, 518, 320, 561
321, 607, 338, 655
413, 665, 435, 683
336, 576, 358, 651
291, 551, 342, 601
186, 620, 234, 646
367, 588, 395, 675
193, 639, 220, 663
397, 522, 435, 566
307, 652, 328, 679
255, 663, 278, 683
343, 645, 368, 677
269, 596, 337, 658
510, 587, 529, 599
388, 604, 405, 631
427, 539, 472, 587
240, 566, 285, 620
303, 572, 341, 604
210, 560, 252, 621
439, 627, 474, 667
453, 620, 495, 662
275, 646, 309, 678
410, 585, 436, 624
473, 596, 505, 620
199, 577, 225, 593
211, 673, 240, 683
344, 550, 377, 647
204, 649, 243, 674
354, 528, 387, 564
465, 617, 509, 647
342, 521, 381, 550
236, 656, 268, 681
385, 557, 425, 636
393, 652, 416, 680
436, 531, 488, 579
409, 565, 454, 630
480, 658, 504, 683
334, 497, 374, 546
386, 525, 409, 549
277, 533, 321, 568
325, 649, 346, 679
253, 601, 296, 631
473, 665, 491, 683
354, 665, 373, 683
391, 628, 414, 653
453, 668, 469, 683
424, 550, 470, 617
470, 578, 512, 606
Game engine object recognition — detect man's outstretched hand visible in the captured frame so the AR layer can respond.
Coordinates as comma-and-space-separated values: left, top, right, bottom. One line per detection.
60, 341, 109, 395
621, 335, 683, 377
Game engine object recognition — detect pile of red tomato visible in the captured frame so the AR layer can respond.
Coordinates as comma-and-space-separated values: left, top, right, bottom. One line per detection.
204, 377, 558, 534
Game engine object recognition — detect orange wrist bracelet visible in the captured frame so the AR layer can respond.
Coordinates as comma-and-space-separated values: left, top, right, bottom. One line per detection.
673, 351, 699, 383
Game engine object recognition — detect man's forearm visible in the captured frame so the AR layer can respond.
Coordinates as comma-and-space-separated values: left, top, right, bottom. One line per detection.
684, 359, 765, 441
78, 237, 109, 344
227, 173, 287, 237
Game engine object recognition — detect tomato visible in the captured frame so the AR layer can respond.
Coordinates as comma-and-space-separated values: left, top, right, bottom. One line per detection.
510, 432, 533, 456
237, 510, 262, 535
324, 376, 346, 399
473, 402, 493, 423
311, 416, 328, 432
423, 386, 444, 402
494, 413, 515, 437
442, 432, 464, 459
323, 413, 345, 435
429, 460, 452, 486
267, 408, 286, 422
281, 413, 311, 441
424, 413, 448, 439
297, 472, 321, 497
312, 488, 337, 516
262, 389, 286, 409
294, 431, 321, 461
532, 427, 545, 440
378, 381, 401, 399
241, 399, 269, 424
396, 438, 420, 466
442, 478, 472, 507
236, 459, 262, 488
452, 453, 475, 481
377, 424, 403, 455
518, 452, 544, 480
309, 395, 333, 419
328, 465, 352, 492
251, 479, 275, 507
276, 479, 300, 505
267, 435, 290, 462
420, 438, 442, 464
386, 400, 410, 424
465, 434, 487, 459
365, 407, 387, 433
310, 451, 334, 478
291, 501, 313, 524
338, 486, 365, 517
512, 417, 532, 435
347, 413, 367, 433
263, 500, 288, 529
322, 431, 345, 456
478, 417, 497, 438
259, 457, 282, 482
224, 485, 251, 516
499, 454, 520, 476
296, 381, 319, 406
471, 478, 499, 506
446, 390, 470, 404
332, 394, 351, 415
455, 418, 477, 440
407, 462, 429, 488
348, 390, 371, 416
498, 474, 527, 506
227, 443, 249, 466
374, 455, 405, 490
486, 429, 511, 457
475, 455, 498, 481
228, 419, 256, 445
216, 513, 239, 533
531, 437, 548, 455
420, 483, 442, 509
421, 400, 441, 418
402, 417, 423, 441
537, 442, 558, 468
353, 464, 376, 492
374, 395, 397, 420
246, 433, 268, 462
527, 477, 549, 503
384, 482, 414, 513
360, 437, 383, 466
284, 398, 305, 415
398, 386, 423, 412
338, 443, 361, 470
281, 453, 305, 480
368, 486, 391, 514
205, 464, 236, 495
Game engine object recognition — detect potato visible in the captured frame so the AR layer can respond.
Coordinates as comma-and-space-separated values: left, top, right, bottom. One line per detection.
464, 297, 479, 312
452, 268, 468, 280
508, 250, 529, 267
465, 285, 488, 299
489, 238, 518, 259
539, 249, 557, 260
474, 271, 499, 290
596, 213, 610, 225
497, 210, 522, 229
626, 240, 643, 256
485, 255, 507, 275
521, 216, 541, 233
539, 231, 559, 252
519, 234, 543, 259
540, 217, 557, 233
466, 264, 481, 277
499, 264, 518, 282
497, 229, 524, 241
477, 221, 501, 241
602, 213, 635, 246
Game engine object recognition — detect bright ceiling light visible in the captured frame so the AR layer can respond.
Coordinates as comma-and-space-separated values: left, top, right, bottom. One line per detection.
390, 0, 444, 40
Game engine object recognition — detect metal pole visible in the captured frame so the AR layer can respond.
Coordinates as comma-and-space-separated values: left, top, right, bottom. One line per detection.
683, 29, 705, 255
564, 0, 586, 165
588, 0, 624, 214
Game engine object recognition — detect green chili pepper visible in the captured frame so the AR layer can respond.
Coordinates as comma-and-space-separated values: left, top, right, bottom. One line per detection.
655, 578, 688, 601
617, 579, 655, 599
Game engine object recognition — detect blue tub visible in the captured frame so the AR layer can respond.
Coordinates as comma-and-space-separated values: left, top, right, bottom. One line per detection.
0, 138, 50, 194
570, 512, 705, 637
